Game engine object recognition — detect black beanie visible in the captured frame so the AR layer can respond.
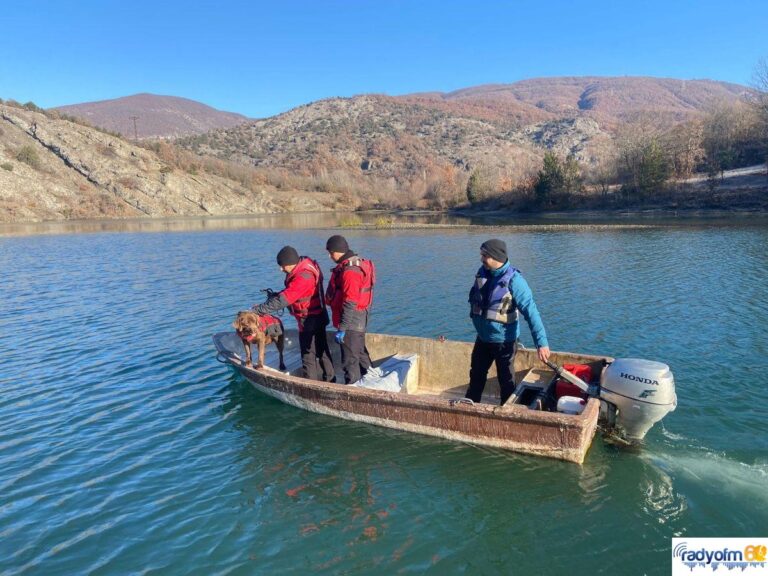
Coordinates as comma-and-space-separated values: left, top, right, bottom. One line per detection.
276, 245, 300, 266
480, 239, 507, 262
325, 235, 349, 253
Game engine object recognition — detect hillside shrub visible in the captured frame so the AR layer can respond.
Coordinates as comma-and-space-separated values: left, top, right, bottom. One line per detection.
23, 101, 43, 112
1, 162, 13, 171
16, 145, 41, 169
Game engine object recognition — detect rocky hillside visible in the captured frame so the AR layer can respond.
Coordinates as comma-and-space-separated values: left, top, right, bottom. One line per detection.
0, 103, 337, 222
178, 77, 752, 206
53, 94, 250, 139
182, 93, 553, 176
1, 77, 757, 222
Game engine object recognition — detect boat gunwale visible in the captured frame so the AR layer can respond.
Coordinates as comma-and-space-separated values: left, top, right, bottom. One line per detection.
213, 331, 601, 429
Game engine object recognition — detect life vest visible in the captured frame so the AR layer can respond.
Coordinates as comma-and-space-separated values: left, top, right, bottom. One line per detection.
349, 256, 375, 310
326, 255, 376, 328
284, 257, 325, 320
469, 265, 520, 324
244, 314, 283, 342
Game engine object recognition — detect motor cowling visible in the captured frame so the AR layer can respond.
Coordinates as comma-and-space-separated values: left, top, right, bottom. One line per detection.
599, 358, 677, 441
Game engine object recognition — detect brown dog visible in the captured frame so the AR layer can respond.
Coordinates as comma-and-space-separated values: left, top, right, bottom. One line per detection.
233, 311, 286, 371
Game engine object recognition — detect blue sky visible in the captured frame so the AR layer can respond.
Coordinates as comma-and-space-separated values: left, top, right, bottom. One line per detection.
2, 0, 766, 118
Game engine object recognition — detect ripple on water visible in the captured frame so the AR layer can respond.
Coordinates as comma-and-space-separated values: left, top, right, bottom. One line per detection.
1, 223, 767, 575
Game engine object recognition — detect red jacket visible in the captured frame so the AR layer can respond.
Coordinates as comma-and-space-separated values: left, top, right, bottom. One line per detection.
244, 314, 283, 342
282, 257, 326, 323
326, 254, 375, 330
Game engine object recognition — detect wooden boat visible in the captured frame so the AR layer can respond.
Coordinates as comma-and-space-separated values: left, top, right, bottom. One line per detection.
214, 329, 610, 464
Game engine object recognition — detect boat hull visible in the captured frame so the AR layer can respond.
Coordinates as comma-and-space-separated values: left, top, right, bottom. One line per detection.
214, 331, 600, 464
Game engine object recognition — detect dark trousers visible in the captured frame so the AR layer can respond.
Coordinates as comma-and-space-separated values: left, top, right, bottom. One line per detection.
465, 339, 518, 405
340, 330, 372, 384
299, 315, 336, 382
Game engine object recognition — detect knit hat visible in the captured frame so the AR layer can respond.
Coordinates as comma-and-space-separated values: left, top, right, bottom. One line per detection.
325, 235, 350, 253
276, 245, 300, 266
480, 239, 507, 262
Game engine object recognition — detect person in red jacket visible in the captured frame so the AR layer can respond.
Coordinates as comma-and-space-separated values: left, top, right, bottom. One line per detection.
253, 246, 335, 382
325, 235, 375, 384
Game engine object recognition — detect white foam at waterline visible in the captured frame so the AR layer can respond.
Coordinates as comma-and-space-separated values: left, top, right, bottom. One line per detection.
645, 451, 768, 504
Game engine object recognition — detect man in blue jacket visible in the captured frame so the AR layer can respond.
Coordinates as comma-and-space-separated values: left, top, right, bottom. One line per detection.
466, 239, 551, 405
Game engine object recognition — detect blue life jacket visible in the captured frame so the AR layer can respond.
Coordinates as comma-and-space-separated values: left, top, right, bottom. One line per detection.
469, 264, 520, 324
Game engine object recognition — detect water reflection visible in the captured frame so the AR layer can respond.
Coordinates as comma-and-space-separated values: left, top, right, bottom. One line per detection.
0, 212, 474, 237
3, 211, 766, 237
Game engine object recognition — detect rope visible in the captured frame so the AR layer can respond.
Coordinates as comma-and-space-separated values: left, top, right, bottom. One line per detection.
450, 398, 475, 406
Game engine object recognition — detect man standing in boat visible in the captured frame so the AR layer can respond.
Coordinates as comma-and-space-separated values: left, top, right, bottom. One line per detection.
325, 235, 375, 384
253, 246, 336, 382
466, 239, 550, 405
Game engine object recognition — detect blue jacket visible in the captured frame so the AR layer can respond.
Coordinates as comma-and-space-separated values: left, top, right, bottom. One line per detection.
470, 261, 549, 346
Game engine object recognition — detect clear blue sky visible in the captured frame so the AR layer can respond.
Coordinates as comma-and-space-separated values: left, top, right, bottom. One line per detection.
2, 0, 766, 118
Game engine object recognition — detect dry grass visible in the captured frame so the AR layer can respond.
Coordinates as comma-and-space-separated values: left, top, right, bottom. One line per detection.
338, 214, 363, 227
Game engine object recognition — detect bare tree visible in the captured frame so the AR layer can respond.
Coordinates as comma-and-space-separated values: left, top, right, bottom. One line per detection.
614, 114, 670, 202
753, 58, 768, 110
664, 120, 704, 179
750, 58, 768, 176
702, 100, 763, 180
585, 153, 618, 197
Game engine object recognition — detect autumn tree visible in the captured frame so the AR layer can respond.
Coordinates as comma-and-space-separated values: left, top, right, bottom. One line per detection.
424, 164, 462, 209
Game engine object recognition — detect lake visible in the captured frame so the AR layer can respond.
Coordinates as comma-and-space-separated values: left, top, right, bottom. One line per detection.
1, 214, 766, 575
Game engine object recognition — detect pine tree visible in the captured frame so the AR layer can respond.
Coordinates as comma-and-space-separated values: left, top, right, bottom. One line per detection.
534, 152, 564, 205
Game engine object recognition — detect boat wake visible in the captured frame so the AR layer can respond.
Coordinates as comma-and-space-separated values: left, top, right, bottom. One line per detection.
643, 449, 768, 506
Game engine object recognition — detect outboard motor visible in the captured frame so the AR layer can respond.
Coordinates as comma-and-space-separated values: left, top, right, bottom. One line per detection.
599, 358, 677, 441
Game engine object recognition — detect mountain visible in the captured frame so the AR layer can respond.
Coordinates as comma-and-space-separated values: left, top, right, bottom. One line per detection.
52, 93, 250, 139
0, 102, 337, 222
177, 77, 753, 207
3, 77, 758, 221
422, 76, 751, 124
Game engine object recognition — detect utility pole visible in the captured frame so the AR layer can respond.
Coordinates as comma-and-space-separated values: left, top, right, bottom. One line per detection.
129, 116, 139, 140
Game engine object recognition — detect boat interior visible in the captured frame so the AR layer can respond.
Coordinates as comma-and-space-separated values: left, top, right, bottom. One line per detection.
218, 329, 609, 412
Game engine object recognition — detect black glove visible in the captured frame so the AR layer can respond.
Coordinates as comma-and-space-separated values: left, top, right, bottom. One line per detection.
251, 303, 266, 314
252, 292, 287, 315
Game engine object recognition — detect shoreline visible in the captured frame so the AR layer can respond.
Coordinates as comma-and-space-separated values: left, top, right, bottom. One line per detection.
3, 202, 768, 225
2, 207, 768, 238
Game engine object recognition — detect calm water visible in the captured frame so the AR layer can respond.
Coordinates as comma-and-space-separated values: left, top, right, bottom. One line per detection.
1, 216, 767, 575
